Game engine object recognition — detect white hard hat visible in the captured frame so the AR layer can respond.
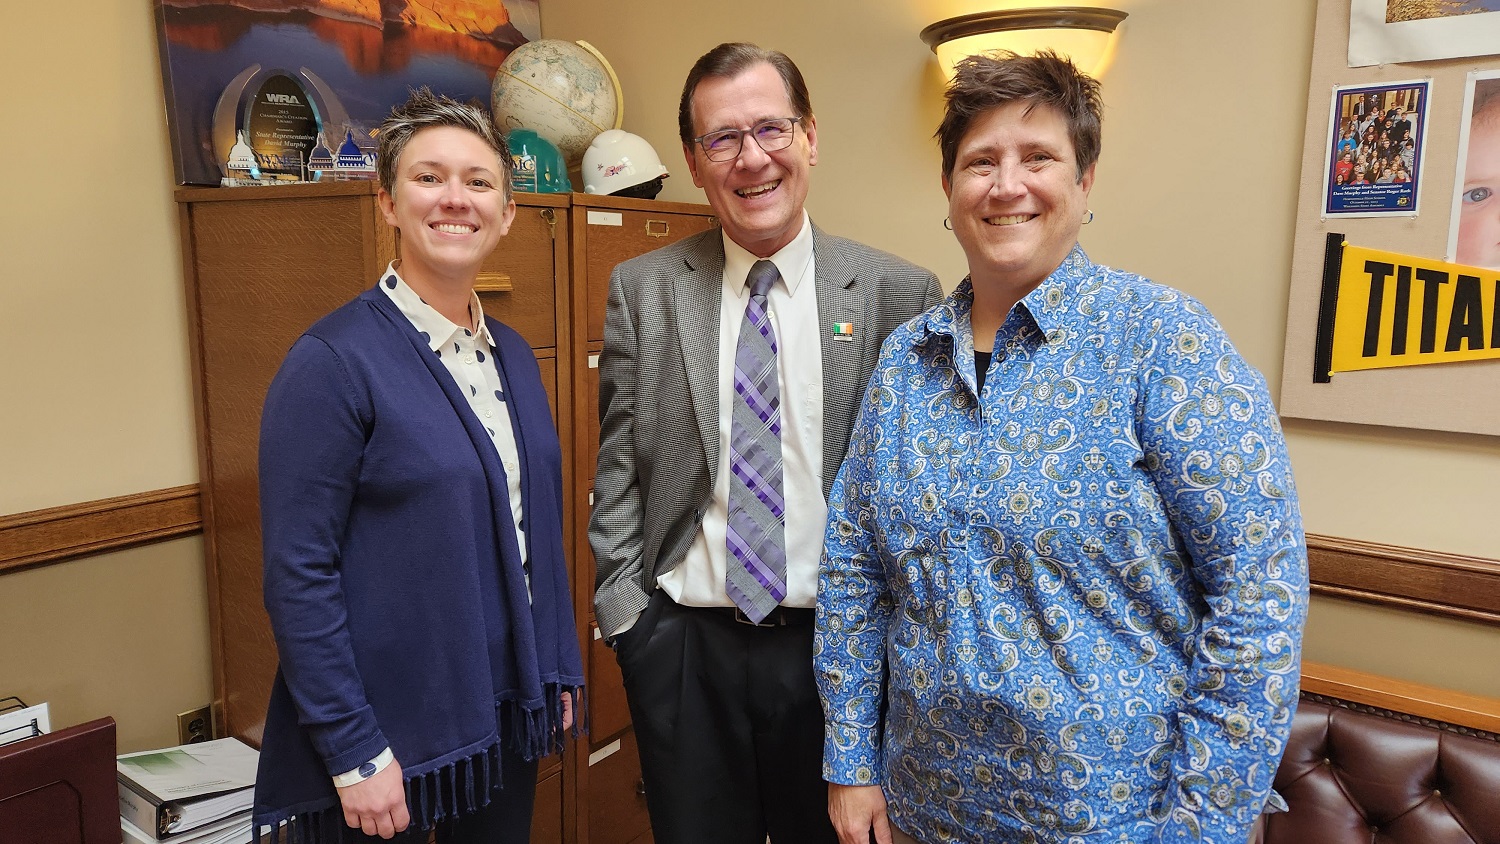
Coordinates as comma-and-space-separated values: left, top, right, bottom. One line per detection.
583, 129, 670, 195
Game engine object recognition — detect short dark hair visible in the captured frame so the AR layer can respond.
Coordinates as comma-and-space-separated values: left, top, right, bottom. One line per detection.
678, 43, 813, 146
377, 87, 511, 199
935, 51, 1102, 181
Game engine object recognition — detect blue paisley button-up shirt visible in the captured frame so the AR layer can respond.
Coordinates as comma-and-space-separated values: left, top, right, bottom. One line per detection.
815, 248, 1308, 843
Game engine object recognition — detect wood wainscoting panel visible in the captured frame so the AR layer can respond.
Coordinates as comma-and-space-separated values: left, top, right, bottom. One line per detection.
1301, 660, 1500, 734
1307, 533, 1500, 624
4, 491, 1498, 634
0, 486, 202, 575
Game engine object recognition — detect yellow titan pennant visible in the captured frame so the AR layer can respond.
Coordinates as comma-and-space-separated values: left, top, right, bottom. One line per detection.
1330, 243, 1500, 373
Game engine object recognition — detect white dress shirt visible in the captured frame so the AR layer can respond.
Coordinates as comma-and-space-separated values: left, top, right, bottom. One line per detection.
657, 213, 825, 609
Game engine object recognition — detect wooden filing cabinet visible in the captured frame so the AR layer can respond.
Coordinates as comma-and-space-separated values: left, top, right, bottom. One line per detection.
568, 194, 717, 844
180, 184, 388, 752
572, 194, 720, 344
178, 182, 716, 844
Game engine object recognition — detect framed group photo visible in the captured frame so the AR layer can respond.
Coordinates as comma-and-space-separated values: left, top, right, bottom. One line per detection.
1321, 80, 1429, 218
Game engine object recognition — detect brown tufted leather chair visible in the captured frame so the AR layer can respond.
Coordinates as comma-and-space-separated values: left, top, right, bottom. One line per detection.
1250, 695, 1500, 844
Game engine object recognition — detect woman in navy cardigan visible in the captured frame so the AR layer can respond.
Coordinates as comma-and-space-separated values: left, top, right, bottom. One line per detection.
252, 89, 584, 843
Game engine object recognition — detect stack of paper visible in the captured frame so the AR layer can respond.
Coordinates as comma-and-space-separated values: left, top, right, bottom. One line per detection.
0, 699, 50, 747
117, 738, 258, 842
121, 812, 252, 844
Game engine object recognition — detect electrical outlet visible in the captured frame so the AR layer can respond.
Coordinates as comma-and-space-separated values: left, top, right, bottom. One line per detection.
177, 705, 212, 744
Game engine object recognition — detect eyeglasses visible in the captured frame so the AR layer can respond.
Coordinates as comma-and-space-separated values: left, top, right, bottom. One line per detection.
692, 117, 802, 162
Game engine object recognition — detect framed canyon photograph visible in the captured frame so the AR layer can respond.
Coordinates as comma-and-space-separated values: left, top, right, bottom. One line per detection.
153, 0, 540, 185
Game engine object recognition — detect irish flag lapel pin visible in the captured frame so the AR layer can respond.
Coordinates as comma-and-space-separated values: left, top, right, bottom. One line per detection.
831, 321, 855, 341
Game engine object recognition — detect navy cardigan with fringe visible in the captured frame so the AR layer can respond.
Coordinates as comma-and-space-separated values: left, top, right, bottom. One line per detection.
252, 287, 584, 840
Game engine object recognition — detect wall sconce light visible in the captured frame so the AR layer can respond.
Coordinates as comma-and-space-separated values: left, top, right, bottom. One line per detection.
920, 6, 1128, 80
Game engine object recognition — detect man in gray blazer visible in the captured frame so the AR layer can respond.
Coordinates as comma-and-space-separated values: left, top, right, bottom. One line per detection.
590, 42, 941, 844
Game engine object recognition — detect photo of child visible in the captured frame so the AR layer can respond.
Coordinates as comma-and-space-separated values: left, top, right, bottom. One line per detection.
1451, 75, 1500, 270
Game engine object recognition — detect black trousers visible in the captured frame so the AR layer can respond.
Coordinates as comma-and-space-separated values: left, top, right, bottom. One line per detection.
614, 591, 838, 844
350, 745, 538, 844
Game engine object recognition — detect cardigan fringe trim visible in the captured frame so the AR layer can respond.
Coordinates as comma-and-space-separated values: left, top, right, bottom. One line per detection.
253, 683, 584, 843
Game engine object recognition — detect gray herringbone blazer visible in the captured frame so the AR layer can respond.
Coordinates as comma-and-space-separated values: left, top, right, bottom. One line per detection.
589, 223, 941, 637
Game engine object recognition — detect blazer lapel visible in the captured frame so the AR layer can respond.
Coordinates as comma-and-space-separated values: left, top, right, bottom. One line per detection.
812, 225, 866, 483
675, 235, 726, 480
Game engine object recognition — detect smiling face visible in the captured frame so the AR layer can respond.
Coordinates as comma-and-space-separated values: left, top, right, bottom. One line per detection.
943, 100, 1094, 301
378, 125, 515, 289
1456, 101, 1500, 270
684, 61, 817, 257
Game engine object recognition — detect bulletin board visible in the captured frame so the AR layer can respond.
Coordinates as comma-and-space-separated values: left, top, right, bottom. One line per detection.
1280, 0, 1500, 437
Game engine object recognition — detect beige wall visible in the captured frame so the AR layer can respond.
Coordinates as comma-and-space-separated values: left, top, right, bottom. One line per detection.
0, 540, 213, 754
0, 3, 210, 752
2, 0, 1497, 754
1, 2, 198, 514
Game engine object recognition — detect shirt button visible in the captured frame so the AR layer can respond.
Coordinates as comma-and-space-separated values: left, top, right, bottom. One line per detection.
464, 355, 475, 364
484, 409, 494, 418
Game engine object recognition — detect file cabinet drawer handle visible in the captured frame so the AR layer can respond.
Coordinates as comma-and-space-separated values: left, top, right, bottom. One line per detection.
474, 272, 514, 293
645, 220, 670, 238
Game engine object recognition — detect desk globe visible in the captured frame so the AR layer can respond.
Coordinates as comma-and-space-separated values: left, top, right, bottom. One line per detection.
492, 39, 622, 168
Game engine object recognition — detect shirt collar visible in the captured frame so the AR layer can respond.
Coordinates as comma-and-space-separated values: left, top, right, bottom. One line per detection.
376, 261, 496, 351
722, 211, 814, 296
924, 244, 1093, 348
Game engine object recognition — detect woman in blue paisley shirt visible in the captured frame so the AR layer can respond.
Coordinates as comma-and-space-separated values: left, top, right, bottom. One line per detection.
815, 52, 1308, 844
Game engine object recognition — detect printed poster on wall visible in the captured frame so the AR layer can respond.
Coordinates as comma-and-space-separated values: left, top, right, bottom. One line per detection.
1349, 0, 1500, 67
1322, 80, 1429, 218
1446, 70, 1500, 270
152, 0, 541, 186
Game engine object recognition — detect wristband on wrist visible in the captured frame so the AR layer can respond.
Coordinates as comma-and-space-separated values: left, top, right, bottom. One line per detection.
333, 747, 394, 788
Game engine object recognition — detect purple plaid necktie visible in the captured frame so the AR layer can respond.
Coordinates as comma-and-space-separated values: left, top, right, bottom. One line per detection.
726, 260, 786, 623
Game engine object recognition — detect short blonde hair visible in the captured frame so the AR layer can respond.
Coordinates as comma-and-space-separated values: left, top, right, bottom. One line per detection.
377, 87, 511, 199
